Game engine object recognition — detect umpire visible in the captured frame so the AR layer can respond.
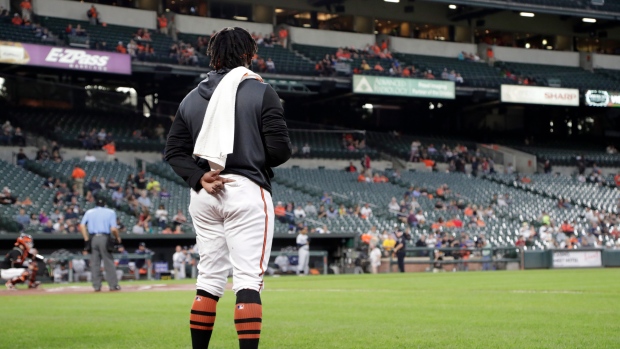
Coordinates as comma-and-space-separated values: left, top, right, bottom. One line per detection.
80, 198, 122, 292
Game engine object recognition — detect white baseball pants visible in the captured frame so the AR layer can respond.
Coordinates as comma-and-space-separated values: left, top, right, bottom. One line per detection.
297, 248, 309, 275
189, 174, 274, 297
1, 268, 26, 280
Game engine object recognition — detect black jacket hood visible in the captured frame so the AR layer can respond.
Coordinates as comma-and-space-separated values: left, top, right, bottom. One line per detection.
197, 69, 230, 100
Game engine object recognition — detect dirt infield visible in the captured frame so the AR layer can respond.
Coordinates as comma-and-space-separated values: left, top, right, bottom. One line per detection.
0, 282, 225, 295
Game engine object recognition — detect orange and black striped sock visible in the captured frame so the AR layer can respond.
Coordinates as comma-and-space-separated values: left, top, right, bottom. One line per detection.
190, 289, 218, 349
234, 289, 262, 349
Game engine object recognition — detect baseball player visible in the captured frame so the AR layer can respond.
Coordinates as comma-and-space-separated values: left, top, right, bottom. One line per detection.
165, 27, 291, 349
172, 245, 187, 280
2, 234, 43, 290
296, 227, 310, 276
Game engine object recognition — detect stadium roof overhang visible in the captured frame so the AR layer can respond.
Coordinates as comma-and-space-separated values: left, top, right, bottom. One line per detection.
428, 0, 620, 20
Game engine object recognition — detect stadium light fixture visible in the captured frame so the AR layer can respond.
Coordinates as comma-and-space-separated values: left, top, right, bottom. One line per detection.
525, 43, 530, 49
234, 16, 248, 21
542, 39, 547, 45
546, 46, 553, 50
384, 0, 400, 3
362, 103, 373, 110
275, 8, 284, 13
449, 4, 457, 9
303, 24, 311, 27
519, 12, 535, 17
582, 18, 596, 23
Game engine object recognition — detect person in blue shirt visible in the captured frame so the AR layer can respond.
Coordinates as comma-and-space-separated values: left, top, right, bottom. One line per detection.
80, 199, 121, 292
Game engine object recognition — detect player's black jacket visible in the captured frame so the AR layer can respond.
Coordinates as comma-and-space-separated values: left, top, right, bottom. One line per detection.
165, 68, 292, 194
0, 247, 29, 269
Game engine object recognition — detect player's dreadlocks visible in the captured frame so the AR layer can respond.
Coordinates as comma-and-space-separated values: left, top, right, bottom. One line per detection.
207, 27, 257, 70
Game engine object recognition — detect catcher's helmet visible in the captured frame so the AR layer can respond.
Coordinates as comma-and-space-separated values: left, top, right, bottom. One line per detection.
15, 233, 34, 251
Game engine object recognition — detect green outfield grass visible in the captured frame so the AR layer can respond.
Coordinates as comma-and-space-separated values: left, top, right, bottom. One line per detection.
2, 269, 620, 349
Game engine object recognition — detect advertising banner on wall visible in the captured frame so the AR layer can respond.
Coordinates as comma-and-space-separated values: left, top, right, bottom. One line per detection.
585, 90, 620, 107
501, 85, 579, 106
353, 75, 455, 99
0, 41, 131, 75
552, 250, 602, 268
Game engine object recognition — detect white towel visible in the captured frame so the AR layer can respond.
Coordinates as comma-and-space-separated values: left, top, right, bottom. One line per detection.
193, 67, 263, 170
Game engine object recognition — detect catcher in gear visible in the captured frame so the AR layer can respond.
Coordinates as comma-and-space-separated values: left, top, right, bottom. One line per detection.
1, 234, 43, 290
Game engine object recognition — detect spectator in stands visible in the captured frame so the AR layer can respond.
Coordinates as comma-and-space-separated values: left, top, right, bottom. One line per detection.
303, 201, 317, 217
35, 145, 49, 161
84, 151, 96, 162
135, 172, 147, 190
155, 204, 168, 229
344, 161, 357, 172
326, 206, 338, 219
87, 176, 102, 196
455, 73, 464, 84
157, 14, 168, 36
12, 127, 25, 146
388, 197, 400, 214
101, 142, 116, 161
12, 13, 23, 26
373, 62, 384, 73
266, 58, 276, 73
441, 68, 449, 80
360, 60, 371, 71
116, 42, 127, 54
87, 5, 99, 26
293, 205, 306, 219
172, 209, 187, 228
71, 164, 86, 195
111, 187, 124, 207
158, 187, 170, 198
75, 24, 86, 37
137, 190, 152, 209
14, 208, 29, 230
317, 205, 327, 219
606, 145, 617, 154
19, 0, 32, 21
146, 178, 161, 195
51, 150, 62, 163
360, 203, 373, 219
15, 148, 28, 167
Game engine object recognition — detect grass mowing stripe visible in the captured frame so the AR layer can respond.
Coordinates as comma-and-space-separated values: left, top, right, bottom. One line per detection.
1, 269, 619, 348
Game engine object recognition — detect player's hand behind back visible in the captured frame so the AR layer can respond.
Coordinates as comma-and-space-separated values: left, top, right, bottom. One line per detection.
201, 170, 235, 195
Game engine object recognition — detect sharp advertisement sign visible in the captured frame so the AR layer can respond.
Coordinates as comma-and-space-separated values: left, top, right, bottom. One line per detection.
501, 85, 579, 106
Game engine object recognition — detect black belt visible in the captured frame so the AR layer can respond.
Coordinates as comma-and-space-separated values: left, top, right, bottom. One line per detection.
91, 233, 109, 236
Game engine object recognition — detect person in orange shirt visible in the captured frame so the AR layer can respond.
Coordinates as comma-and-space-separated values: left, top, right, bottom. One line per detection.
20, 0, 32, 21
422, 159, 435, 168
87, 5, 99, 25
436, 187, 445, 199
463, 205, 474, 217
12, 14, 23, 26
614, 173, 620, 187
431, 217, 445, 231
278, 27, 288, 48
102, 141, 116, 161
158, 14, 168, 36
274, 202, 286, 223
357, 173, 367, 182
560, 220, 574, 234
116, 42, 127, 54
72, 164, 86, 196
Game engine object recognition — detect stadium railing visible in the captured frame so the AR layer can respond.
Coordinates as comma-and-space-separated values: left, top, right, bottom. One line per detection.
387, 246, 521, 272
52, 253, 153, 281
188, 250, 329, 277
